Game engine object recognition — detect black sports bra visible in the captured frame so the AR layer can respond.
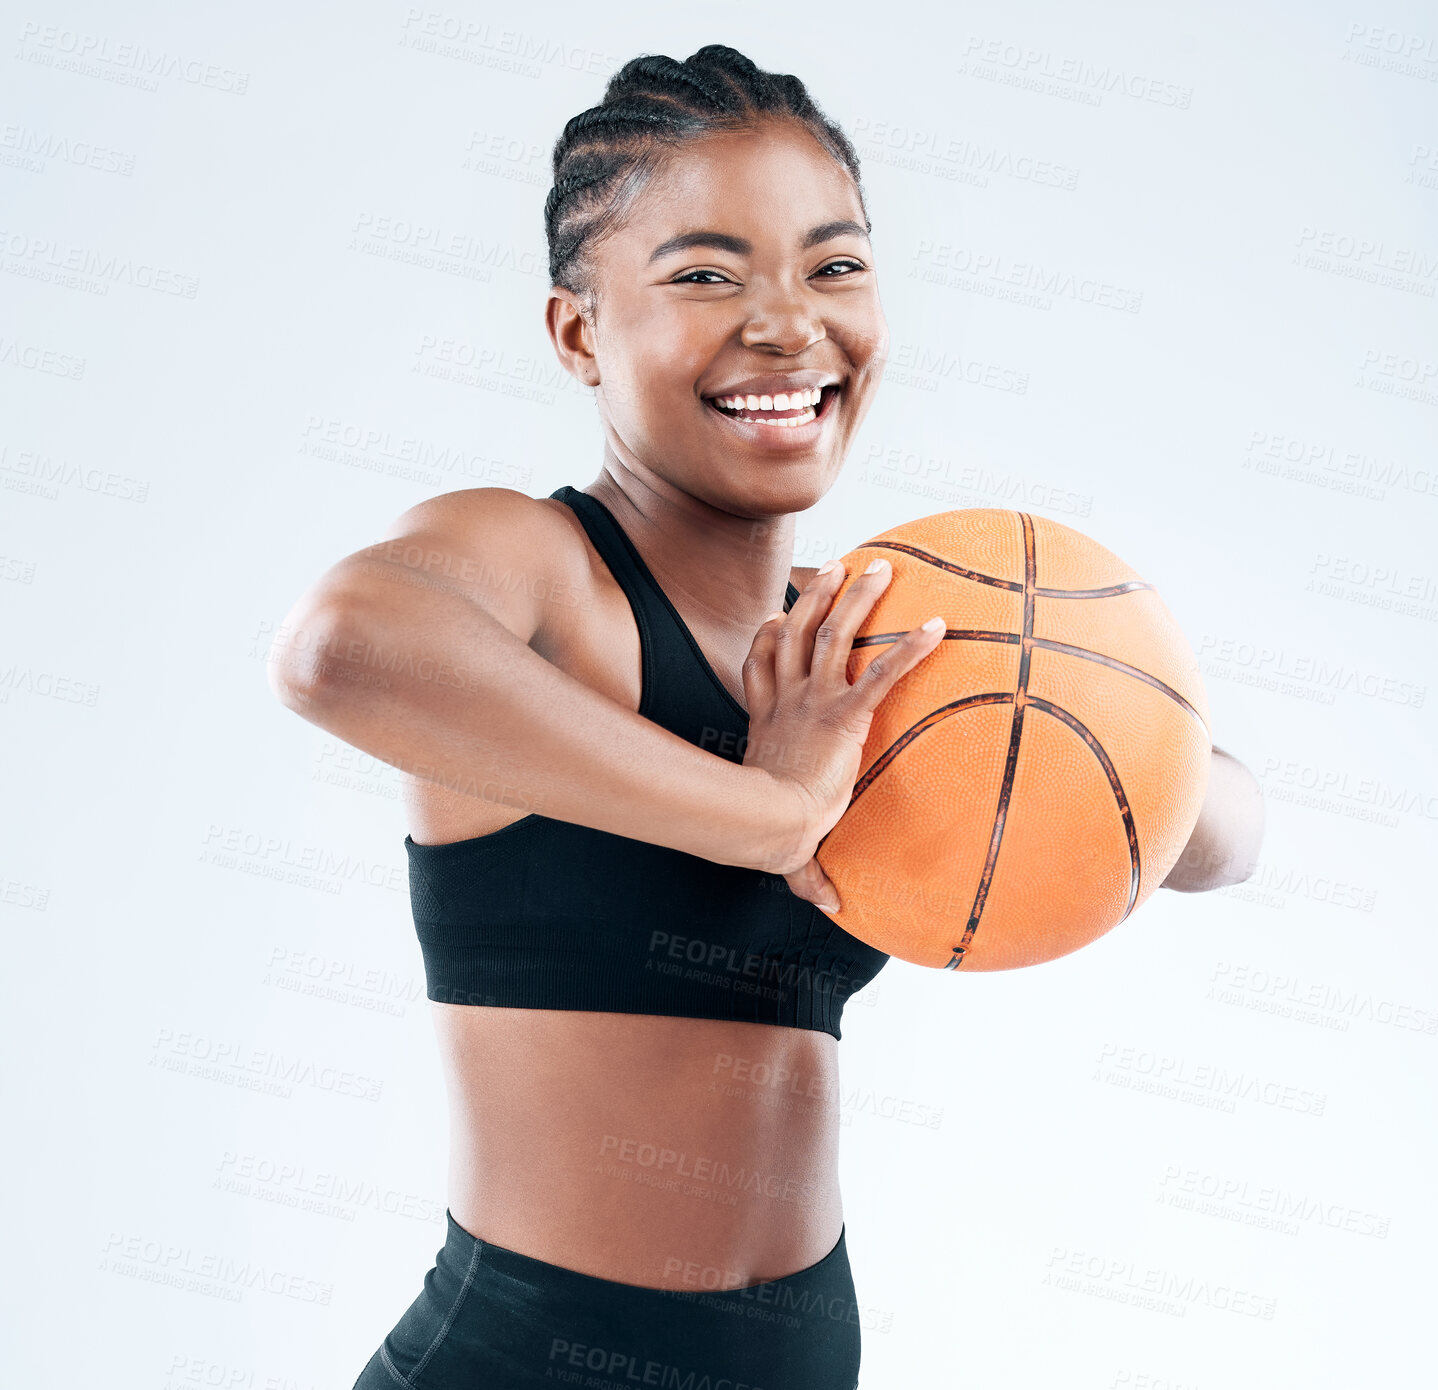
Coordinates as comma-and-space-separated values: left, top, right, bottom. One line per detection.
402, 484, 888, 1039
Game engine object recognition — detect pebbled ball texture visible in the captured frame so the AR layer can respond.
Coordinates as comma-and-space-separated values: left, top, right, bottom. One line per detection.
814, 508, 1211, 971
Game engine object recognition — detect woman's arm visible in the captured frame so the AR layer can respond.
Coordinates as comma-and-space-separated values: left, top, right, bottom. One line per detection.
1159, 745, 1266, 892
265, 488, 792, 873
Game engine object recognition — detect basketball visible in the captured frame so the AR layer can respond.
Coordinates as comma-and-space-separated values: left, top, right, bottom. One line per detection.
814, 509, 1212, 971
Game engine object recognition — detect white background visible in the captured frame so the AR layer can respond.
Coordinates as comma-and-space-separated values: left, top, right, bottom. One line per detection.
3, 2, 1435, 1386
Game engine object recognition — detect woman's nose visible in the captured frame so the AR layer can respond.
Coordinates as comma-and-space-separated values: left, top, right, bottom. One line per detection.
738, 283, 825, 355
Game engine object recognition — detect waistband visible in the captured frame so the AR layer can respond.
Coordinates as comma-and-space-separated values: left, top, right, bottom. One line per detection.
443, 1208, 849, 1303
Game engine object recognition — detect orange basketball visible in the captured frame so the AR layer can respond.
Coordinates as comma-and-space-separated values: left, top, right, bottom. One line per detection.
815, 509, 1211, 971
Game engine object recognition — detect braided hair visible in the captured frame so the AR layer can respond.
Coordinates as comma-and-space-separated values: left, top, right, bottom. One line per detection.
543, 45, 870, 316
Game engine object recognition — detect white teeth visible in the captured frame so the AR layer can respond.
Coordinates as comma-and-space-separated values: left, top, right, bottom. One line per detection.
713, 386, 826, 412
721, 405, 817, 427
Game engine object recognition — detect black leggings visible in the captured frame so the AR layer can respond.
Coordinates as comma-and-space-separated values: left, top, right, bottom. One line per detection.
353, 1211, 863, 1389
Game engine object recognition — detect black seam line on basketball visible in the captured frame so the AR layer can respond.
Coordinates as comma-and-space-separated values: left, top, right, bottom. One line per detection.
946, 512, 1037, 971
1030, 638, 1209, 734
830, 689, 1142, 953
1035, 582, 1153, 598
851, 630, 1206, 734
838, 692, 1017, 808
853, 629, 1020, 649
860, 541, 1023, 591
1026, 696, 1142, 921
860, 540, 1155, 599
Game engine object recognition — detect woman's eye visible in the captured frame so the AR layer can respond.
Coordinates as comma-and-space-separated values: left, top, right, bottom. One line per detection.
671, 261, 867, 285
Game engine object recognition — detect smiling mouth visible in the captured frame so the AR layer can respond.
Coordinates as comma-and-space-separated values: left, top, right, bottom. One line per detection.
704, 384, 841, 428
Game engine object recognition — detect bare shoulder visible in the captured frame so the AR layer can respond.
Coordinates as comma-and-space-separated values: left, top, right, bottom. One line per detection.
790, 564, 819, 592
378, 485, 566, 550
361, 486, 590, 644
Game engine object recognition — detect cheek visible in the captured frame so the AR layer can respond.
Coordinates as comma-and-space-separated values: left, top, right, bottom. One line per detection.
608, 313, 704, 405
832, 300, 889, 371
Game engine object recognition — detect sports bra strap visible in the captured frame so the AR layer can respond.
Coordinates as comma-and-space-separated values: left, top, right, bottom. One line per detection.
549, 486, 656, 615
550, 485, 801, 724
551, 486, 800, 609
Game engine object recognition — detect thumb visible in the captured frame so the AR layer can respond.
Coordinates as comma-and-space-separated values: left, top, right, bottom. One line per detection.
784, 857, 841, 915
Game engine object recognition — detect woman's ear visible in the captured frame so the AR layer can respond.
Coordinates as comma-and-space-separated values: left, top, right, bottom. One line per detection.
545, 288, 600, 388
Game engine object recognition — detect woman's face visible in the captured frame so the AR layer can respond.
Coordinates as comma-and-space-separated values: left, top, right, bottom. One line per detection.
556, 120, 888, 519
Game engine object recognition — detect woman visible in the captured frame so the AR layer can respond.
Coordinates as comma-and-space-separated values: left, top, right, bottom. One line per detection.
269, 45, 1263, 1388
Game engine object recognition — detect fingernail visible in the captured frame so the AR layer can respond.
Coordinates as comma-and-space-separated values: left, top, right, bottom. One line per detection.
816, 559, 839, 576
821, 898, 840, 913
921, 616, 945, 633
863, 558, 888, 574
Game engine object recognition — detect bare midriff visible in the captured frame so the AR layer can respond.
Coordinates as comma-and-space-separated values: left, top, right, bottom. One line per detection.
434, 1005, 843, 1290
404, 509, 835, 1291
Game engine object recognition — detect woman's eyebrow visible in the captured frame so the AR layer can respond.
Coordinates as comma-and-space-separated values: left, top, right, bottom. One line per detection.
648, 220, 870, 264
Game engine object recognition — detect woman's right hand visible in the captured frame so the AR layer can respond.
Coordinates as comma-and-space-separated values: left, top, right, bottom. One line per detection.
741, 556, 946, 913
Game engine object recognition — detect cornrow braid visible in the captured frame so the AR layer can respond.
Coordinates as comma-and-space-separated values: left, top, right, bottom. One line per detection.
544, 44, 869, 310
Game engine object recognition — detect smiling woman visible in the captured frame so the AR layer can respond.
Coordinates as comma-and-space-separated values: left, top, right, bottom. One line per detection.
265, 41, 1258, 1390
539, 61, 891, 519
265, 43, 951, 1390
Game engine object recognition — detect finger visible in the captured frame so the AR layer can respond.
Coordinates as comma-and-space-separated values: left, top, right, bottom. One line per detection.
740, 611, 785, 716
847, 615, 947, 710
806, 555, 899, 684
773, 561, 844, 686
784, 857, 840, 914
